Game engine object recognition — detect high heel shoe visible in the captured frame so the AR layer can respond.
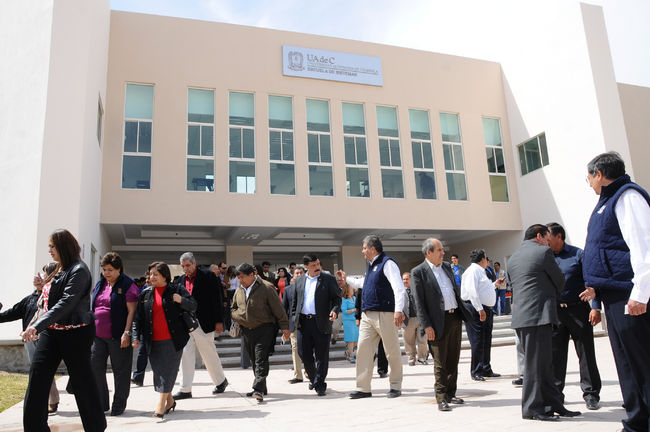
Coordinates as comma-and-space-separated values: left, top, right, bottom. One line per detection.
152, 412, 164, 419
165, 401, 176, 414
48, 403, 58, 414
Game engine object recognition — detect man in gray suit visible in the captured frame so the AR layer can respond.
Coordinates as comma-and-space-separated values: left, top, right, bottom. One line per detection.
508, 224, 581, 421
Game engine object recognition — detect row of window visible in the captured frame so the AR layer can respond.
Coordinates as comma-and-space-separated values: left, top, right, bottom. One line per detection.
121, 84, 512, 202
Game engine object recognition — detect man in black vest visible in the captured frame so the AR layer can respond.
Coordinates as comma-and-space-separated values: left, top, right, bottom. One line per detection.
291, 254, 341, 396
582, 152, 650, 431
173, 252, 228, 400
340, 235, 406, 399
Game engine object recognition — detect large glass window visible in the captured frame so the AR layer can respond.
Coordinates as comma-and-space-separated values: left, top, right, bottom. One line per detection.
122, 83, 153, 189
483, 117, 508, 202
440, 112, 467, 200
307, 99, 333, 196
229, 92, 255, 193
268, 95, 294, 195
187, 88, 214, 191
377, 106, 404, 198
409, 109, 436, 199
518, 132, 549, 175
342, 102, 369, 197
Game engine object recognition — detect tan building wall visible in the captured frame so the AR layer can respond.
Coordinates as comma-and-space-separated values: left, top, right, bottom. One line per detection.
101, 12, 521, 235
618, 83, 650, 191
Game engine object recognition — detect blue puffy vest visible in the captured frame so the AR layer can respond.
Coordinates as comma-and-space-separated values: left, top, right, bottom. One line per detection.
361, 252, 396, 312
583, 174, 650, 292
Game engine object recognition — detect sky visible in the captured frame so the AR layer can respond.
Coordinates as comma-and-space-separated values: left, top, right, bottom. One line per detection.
109, 0, 650, 87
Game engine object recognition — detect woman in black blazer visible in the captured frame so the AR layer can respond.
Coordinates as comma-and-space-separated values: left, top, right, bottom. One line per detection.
132, 261, 196, 419
22, 229, 106, 432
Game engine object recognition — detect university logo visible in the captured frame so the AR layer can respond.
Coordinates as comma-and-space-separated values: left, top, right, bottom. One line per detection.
287, 51, 304, 71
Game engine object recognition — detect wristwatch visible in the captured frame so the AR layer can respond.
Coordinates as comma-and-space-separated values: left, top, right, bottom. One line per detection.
123, 330, 132, 336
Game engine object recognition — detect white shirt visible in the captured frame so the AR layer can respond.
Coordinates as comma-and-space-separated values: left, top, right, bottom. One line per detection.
426, 260, 458, 310
244, 276, 257, 300
302, 274, 318, 314
615, 189, 650, 303
346, 255, 406, 312
460, 263, 497, 311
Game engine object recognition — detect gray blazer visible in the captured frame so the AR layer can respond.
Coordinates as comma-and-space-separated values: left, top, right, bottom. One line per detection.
508, 240, 565, 329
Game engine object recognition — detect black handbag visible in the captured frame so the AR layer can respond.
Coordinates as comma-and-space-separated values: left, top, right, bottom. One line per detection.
181, 310, 199, 333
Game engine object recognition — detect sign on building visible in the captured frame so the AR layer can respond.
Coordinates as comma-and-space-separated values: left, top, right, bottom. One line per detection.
282, 45, 383, 86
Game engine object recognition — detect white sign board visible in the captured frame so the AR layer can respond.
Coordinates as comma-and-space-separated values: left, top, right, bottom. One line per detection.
282, 45, 383, 86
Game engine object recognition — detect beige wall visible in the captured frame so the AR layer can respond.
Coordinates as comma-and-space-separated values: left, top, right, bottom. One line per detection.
618, 83, 650, 191
102, 12, 521, 235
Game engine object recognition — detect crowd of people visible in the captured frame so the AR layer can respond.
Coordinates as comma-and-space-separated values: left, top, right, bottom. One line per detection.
1, 151, 649, 432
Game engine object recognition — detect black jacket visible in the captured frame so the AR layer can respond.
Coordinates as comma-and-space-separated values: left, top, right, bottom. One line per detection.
132, 284, 197, 351
177, 268, 223, 333
34, 260, 95, 333
291, 272, 341, 334
282, 283, 297, 332
0, 291, 40, 331
411, 260, 471, 338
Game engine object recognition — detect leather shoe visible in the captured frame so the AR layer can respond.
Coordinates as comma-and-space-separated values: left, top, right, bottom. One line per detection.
522, 413, 559, 421
387, 389, 401, 398
316, 388, 327, 397
252, 391, 264, 402
173, 391, 192, 400
213, 378, 229, 394
438, 401, 451, 411
417, 359, 428, 365
246, 390, 268, 396
110, 407, 125, 416
585, 397, 600, 410
484, 372, 501, 378
378, 371, 388, 378
512, 378, 523, 386
349, 391, 372, 399
288, 378, 303, 384
471, 375, 486, 381
308, 382, 315, 390
556, 408, 581, 417
131, 378, 143, 387
408, 360, 415, 366
448, 397, 464, 404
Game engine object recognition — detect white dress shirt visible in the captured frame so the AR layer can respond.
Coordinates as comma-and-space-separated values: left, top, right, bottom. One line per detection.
615, 189, 650, 304
426, 260, 458, 310
244, 276, 258, 300
302, 274, 318, 314
346, 255, 406, 312
460, 263, 497, 311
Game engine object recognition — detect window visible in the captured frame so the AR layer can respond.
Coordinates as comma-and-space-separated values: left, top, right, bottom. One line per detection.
268, 95, 295, 195
97, 96, 103, 146
440, 112, 467, 200
229, 92, 255, 193
518, 133, 549, 175
377, 106, 404, 198
409, 109, 436, 199
483, 117, 509, 202
307, 99, 333, 196
342, 102, 369, 197
122, 83, 153, 189
187, 88, 214, 191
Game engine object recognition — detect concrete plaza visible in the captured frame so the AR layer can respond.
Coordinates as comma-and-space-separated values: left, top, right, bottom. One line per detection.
0, 336, 625, 432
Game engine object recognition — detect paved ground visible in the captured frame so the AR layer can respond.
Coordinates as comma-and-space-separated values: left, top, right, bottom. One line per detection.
0, 336, 625, 431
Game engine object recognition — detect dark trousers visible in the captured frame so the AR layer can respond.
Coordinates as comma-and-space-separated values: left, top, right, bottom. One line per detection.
24, 325, 106, 432
377, 339, 388, 374
90, 337, 133, 412
464, 302, 494, 377
132, 340, 148, 383
241, 323, 276, 393
429, 311, 462, 403
517, 324, 565, 417
298, 315, 330, 391
552, 303, 601, 401
602, 293, 650, 432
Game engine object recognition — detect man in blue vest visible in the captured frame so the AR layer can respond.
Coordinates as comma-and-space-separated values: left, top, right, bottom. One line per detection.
582, 151, 650, 432
339, 235, 406, 399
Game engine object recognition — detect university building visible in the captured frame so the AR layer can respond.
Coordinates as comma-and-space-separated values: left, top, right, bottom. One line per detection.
1, 0, 649, 342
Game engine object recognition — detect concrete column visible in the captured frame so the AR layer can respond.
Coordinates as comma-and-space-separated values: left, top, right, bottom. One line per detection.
226, 246, 254, 266
340, 245, 366, 276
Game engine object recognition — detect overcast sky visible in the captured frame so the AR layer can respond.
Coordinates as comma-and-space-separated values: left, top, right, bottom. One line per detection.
110, 0, 650, 87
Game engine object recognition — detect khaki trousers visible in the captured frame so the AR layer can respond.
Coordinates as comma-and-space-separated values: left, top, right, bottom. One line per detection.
290, 330, 303, 380
402, 317, 428, 362
356, 311, 403, 392
180, 327, 226, 392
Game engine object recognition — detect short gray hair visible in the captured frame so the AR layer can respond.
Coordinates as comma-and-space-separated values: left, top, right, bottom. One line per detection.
180, 252, 195, 263
421, 238, 436, 256
362, 234, 383, 253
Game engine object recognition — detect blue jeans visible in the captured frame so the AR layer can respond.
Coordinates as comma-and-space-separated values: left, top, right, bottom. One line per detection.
495, 290, 507, 315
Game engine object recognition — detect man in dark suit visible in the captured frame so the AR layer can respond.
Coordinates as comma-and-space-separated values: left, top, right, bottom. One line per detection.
282, 266, 305, 384
509, 225, 580, 421
173, 252, 229, 400
411, 238, 472, 411
292, 254, 341, 396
